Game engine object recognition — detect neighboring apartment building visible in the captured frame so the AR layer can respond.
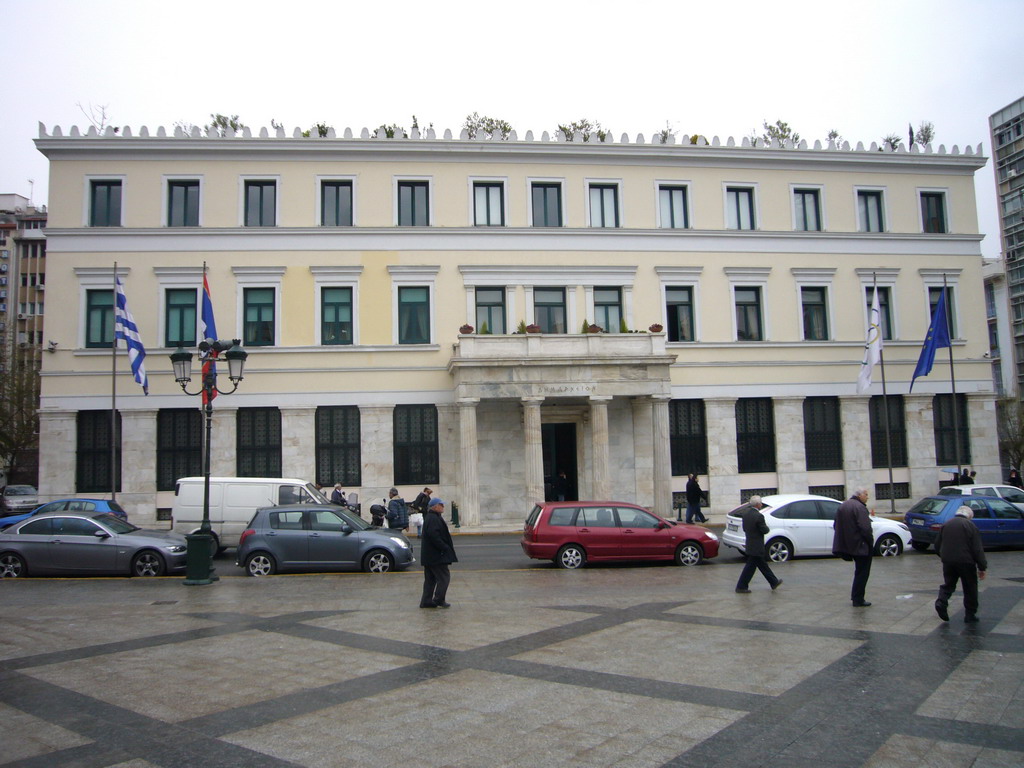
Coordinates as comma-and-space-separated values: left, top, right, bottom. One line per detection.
34, 123, 996, 527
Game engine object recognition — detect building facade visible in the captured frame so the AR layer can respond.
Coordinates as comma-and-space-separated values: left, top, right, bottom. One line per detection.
34, 123, 996, 527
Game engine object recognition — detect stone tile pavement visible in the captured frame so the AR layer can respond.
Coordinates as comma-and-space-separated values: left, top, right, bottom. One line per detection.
1, 547, 1022, 767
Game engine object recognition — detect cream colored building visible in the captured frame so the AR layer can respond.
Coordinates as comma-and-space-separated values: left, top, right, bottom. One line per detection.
34, 123, 996, 529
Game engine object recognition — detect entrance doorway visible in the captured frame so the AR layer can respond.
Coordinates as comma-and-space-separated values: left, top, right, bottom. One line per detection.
542, 423, 577, 501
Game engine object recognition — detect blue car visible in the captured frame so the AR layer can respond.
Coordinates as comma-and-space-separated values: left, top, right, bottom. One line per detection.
0, 498, 128, 530
904, 495, 1024, 551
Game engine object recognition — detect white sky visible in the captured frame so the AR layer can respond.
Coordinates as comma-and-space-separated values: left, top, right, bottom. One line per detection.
2, 0, 1020, 258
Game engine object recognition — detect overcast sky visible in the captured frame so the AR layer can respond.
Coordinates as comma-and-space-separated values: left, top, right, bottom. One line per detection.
2, 0, 1020, 258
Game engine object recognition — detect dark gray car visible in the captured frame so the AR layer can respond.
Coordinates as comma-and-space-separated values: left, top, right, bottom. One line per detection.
0, 512, 188, 577
236, 504, 415, 576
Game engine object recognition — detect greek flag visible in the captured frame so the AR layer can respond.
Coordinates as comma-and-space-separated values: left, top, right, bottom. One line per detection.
115, 276, 149, 395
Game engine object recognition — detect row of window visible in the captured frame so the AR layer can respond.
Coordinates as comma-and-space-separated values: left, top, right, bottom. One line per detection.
87, 177, 952, 234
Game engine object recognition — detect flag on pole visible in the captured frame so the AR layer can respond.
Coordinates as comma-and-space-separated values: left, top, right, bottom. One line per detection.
857, 287, 883, 393
114, 276, 149, 395
910, 289, 951, 392
201, 271, 218, 404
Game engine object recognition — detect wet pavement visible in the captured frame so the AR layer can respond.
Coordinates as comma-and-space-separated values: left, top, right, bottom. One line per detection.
1, 546, 1022, 768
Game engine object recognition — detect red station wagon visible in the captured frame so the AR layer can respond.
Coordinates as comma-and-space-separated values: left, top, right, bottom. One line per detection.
521, 501, 719, 569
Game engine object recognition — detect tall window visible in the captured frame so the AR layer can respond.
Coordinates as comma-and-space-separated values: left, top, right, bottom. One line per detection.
237, 407, 282, 477
867, 286, 894, 341
928, 286, 957, 337
920, 192, 947, 233
77, 410, 120, 493
793, 188, 821, 231
321, 181, 353, 226
474, 182, 504, 226
659, 186, 689, 228
735, 287, 763, 341
726, 187, 755, 230
803, 397, 843, 470
666, 286, 694, 342
670, 399, 708, 476
156, 409, 202, 491
531, 183, 562, 227
869, 395, 907, 468
316, 406, 361, 487
90, 180, 122, 226
394, 404, 439, 485
85, 289, 113, 348
243, 287, 275, 346
858, 190, 884, 232
933, 393, 970, 465
167, 180, 200, 227
321, 287, 353, 345
534, 287, 566, 333
398, 286, 430, 344
594, 287, 622, 332
398, 181, 429, 226
475, 287, 506, 334
801, 286, 829, 340
736, 398, 775, 473
589, 184, 619, 227
166, 288, 197, 347
244, 180, 276, 227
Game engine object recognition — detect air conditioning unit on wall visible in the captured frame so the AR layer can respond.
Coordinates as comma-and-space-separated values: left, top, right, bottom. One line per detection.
17, 313, 27, 320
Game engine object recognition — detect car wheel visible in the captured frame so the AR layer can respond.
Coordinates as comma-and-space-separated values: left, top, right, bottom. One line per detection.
363, 550, 395, 573
244, 551, 277, 577
766, 538, 793, 563
555, 544, 586, 569
674, 541, 704, 566
875, 533, 903, 557
0, 552, 27, 578
911, 540, 930, 552
131, 550, 166, 577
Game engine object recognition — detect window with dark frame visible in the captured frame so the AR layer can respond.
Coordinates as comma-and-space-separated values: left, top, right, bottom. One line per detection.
735, 286, 763, 341
726, 187, 755, 230
398, 286, 430, 344
165, 288, 197, 347
933, 393, 971, 466
85, 289, 113, 349
90, 180, 122, 226
77, 410, 121, 493
531, 183, 563, 227
659, 186, 689, 228
393, 404, 439, 485
920, 192, 947, 233
869, 395, 908, 468
237, 407, 282, 477
803, 396, 843, 470
473, 182, 504, 226
534, 287, 566, 333
243, 287, 275, 346
794, 188, 821, 231
589, 184, 619, 227
475, 287, 506, 334
244, 180, 276, 227
321, 181, 353, 226
928, 286, 957, 338
315, 406, 361, 487
866, 286, 894, 341
398, 181, 429, 226
801, 286, 829, 340
321, 287, 353, 345
666, 286, 694, 342
736, 398, 776, 473
167, 180, 200, 227
156, 409, 202, 491
594, 287, 622, 332
669, 399, 708, 476
858, 190, 884, 232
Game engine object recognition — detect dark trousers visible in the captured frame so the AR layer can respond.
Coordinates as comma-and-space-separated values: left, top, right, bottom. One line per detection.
686, 502, 706, 524
736, 554, 779, 589
851, 555, 873, 604
421, 564, 451, 607
936, 561, 979, 617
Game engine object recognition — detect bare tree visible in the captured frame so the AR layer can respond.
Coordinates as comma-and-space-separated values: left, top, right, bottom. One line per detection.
76, 102, 119, 134
0, 348, 39, 483
998, 397, 1024, 473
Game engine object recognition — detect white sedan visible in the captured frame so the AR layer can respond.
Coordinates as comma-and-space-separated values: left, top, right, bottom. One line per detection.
721, 494, 912, 562
936, 484, 1024, 513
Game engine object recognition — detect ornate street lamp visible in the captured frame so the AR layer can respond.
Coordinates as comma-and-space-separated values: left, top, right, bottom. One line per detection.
170, 338, 248, 585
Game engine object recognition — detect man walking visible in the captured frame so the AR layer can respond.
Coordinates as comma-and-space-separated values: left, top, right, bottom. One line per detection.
735, 495, 782, 593
420, 498, 458, 609
832, 487, 874, 607
934, 505, 988, 623
685, 474, 707, 524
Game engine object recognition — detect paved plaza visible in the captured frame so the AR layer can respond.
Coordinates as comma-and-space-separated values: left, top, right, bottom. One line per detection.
1, 544, 1023, 768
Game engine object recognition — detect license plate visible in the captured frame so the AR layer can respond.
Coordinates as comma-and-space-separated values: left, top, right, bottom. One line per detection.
727, 522, 738, 531
911, 519, 924, 526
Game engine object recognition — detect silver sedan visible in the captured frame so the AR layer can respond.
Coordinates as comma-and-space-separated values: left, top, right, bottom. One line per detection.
0, 512, 188, 577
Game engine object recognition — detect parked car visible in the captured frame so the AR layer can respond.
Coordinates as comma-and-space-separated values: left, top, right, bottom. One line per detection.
521, 501, 719, 569
0, 512, 188, 578
904, 495, 1024, 550
722, 494, 912, 562
236, 504, 415, 576
0, 485, 38, 515
936, 483, 1024, 513
0, 498, 128, 530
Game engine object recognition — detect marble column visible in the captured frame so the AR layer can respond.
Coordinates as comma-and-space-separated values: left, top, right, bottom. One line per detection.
631, 398, 654, 507
458, 399, 480, 526
522, 397, 545, 504
280, 406, 317, 482
590, 396, 612, 500
651, 395, 672, 514
774, 397, 807, 494
705, 397, 739, 511
37, 410, 78, 498
839, 395, 873, 497
905, 394, 937, 498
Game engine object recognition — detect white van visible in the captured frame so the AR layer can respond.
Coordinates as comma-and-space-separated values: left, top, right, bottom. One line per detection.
171, 477, 330, 550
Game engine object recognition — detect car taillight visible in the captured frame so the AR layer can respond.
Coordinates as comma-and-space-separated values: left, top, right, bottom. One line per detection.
239, 528, 256, 547
929, 524, 943, 531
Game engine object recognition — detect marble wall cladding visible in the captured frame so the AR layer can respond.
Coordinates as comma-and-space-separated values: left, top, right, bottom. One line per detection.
775, 398, 808, 494
632, 399, 655, 508
210, 409, 237, 477
119, 411, 158, 518
840, 396, 874, 494
475, 401, 526, 524
358, 405, 396, 499
906, 395, 940, 496
967, 394, 1000, 477
608, 401, 640, 503
38, 411, 78, 499
280, 407, 316, 482
706, 398, 740, 506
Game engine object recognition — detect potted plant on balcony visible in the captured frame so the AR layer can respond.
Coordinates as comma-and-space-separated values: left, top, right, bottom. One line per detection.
459, 324, 475, 334
649, 323, 664, 333
525, 323, 541, 333
587, 324, 603, 334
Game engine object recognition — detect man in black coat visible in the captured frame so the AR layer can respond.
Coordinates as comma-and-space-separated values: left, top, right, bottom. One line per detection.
832, 487, 874, 607
735, 495, 782, 593
685, 474, 707, 524
934, 506, 988, 623
420, 498, 458, 609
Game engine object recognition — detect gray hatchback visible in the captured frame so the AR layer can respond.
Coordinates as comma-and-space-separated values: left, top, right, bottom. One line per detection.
236, 504, 415, 576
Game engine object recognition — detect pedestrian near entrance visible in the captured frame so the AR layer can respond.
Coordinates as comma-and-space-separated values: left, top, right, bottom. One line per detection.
420, 498, 458, 608
934, 506, 988, 623
386, 488, 409, 531
330, 484, 346, 505
832, 487, 874, 607
735, 496, 782, 593
1008, 469, 1023, 489
685, 474, 707, 524
959, 468, 974, 485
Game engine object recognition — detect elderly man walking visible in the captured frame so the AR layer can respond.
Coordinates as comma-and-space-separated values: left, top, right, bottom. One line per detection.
735, 495, 782, 593
832, 487, 874, 607
934, 506, 988, 623
420, 498, 458, 609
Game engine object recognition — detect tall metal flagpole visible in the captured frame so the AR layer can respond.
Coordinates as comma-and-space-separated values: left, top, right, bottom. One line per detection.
875, 274, 896, 514
110, 264, 118, 501
943, 274, 963, 475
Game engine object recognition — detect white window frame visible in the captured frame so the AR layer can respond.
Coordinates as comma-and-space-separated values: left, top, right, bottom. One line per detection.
917, 187, 949, 234
585, 178, 622, 228
723, 183, 759, 230
73, 266, 129, 348
655, 267, 703, 342
233, 266, 286, 346
464, 285, 511, 335
854, 186, 887, 233
311, 266, 363, 345
469, 177, 508, 227
724, 267, 771, 341
154, 266, 204, 348
393, 177, 434, 227
388, 265, 439, 345
655, 182, 691, 229
920, 268, 963, 341
162, 175, 204, 228
238, 175, 281, 227
856, 268, 901, 341
791, 268, 837, 341
316, 175, 358, 227
790, 184, 826, 232
527, 177, 566, 227
83, 175, 126, 227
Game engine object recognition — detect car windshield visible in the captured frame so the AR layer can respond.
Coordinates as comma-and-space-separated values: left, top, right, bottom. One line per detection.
93, 513, 139, 533
305, 484, 330, 504
936, 488, 963, 496
728, 502, 774, 516
6, 485, 36, 496
907, 498, 948, 516
329, 506, 371, 531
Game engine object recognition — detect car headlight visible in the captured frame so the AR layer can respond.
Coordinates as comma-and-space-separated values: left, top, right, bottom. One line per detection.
703, 531, 719, 541
165, 545, 187, 554
389, 536, 410, 549
896, 523, 910, 532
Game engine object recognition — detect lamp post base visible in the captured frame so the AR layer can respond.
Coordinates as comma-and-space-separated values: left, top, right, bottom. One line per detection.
182, 532, 219, 586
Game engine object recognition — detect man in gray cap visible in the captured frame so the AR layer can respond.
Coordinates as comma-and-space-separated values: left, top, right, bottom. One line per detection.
934, 505, 988, 623
420, 497, 458, 608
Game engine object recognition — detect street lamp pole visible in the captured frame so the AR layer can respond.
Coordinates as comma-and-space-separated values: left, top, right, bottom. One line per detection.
170, 338, 248, 586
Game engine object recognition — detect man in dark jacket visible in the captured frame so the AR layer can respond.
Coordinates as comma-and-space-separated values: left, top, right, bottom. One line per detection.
420, 498, 458, 608
934, 506, 988, 623
832, 487, 874, 607
386, 487, 409, 531
685, 474, 707, 524
735, 496, 782, 593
